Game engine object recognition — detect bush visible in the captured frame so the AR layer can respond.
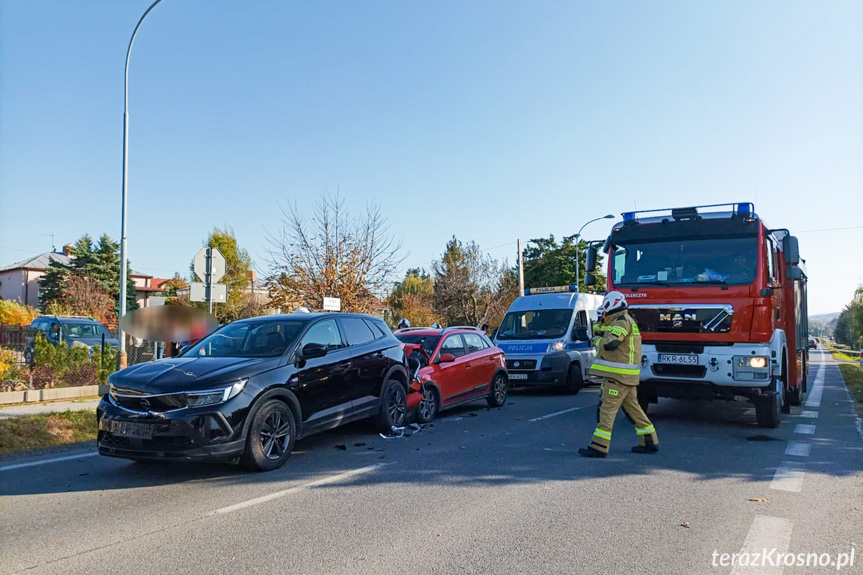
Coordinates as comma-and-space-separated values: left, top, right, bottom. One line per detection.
30, 365, 56, 390
0, 348, 17, 379
0, 299, 39, 325
62, 363, 99, 387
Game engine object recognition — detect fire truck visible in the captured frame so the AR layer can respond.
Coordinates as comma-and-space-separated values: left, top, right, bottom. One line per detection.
585, 203, 808, 427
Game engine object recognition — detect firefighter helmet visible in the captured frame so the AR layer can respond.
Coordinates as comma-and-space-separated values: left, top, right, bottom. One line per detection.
294, 306, 311, 314
599, 291, 628, 315
397, 318, 411, 330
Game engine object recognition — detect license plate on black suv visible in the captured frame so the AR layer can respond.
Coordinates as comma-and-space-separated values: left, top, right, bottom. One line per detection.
657, 353, 699, 365
101, 419, 155, 439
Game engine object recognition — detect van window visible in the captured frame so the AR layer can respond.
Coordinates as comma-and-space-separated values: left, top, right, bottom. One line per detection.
497, 309, 571, 340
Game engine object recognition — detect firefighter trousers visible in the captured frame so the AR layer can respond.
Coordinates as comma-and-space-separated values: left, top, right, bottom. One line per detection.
590, 378, 658, 454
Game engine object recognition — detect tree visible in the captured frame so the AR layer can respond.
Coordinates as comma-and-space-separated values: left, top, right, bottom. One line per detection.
432, 237, 517, 327
40, 234, 138, 322
834, 307, 854, 346
266, 192, 404, 313
189, 227, 264, 322
523, 234, 606, 292
387, 268, 437, 327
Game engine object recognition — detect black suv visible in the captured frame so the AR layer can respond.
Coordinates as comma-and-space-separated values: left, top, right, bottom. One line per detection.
98, 313, 412, 471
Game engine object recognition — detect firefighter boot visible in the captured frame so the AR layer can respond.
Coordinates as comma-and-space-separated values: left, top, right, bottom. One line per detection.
578, 446, 607, 458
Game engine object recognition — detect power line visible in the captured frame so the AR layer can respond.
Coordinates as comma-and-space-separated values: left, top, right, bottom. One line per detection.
795, 226, 863, 234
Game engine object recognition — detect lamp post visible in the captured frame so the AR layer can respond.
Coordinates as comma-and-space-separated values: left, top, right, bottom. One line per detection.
118, 0, 165, 370
574, 214, 615, 292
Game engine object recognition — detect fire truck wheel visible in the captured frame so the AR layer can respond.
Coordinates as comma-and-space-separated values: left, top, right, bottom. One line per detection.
756, 377, 782, 428
787, 384, 802, 406
780, 364, 791, 414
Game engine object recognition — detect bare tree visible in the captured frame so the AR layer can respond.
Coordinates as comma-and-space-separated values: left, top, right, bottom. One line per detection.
266, 192, 405, 313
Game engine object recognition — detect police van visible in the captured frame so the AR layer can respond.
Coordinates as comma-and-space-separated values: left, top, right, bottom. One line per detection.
493, 286, 603, 393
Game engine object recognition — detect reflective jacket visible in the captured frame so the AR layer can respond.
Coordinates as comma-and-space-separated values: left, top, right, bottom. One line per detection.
589, 310, 642, 386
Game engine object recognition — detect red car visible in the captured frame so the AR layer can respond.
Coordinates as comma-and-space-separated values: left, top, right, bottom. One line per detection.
395, 326, 509, 423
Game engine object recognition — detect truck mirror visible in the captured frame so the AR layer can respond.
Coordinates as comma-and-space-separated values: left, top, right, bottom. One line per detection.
760, 287, 775, 297
585, 245, 598, 273
782, 235, 800, 266
786, 266, 803, 281
585, 272, 596, 287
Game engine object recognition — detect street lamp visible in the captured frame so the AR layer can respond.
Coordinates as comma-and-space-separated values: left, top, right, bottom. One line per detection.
118, 0, 165, 370
574, 214, 615, 293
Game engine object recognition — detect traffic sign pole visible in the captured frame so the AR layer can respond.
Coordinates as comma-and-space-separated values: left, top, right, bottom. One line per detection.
207, 247, 213, 314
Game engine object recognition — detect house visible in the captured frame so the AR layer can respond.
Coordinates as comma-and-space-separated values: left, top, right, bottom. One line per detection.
0, 248, 167, 309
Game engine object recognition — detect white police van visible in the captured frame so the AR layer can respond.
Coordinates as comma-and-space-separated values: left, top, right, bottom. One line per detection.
493, 286, 603, 393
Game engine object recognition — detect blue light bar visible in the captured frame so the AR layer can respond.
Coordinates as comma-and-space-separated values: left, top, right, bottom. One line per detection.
736, 203, 753, 214
623, 212, 635, 221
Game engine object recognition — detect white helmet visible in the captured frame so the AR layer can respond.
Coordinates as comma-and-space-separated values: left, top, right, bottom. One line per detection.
599, 291, 628, 316
431, 323, 442, 329
397, 318, 411, 330
294, 306, 311, 314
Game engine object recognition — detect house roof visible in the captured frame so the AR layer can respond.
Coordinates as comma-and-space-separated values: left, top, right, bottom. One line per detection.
0, 252, 71, 272
0, 251, 150, 277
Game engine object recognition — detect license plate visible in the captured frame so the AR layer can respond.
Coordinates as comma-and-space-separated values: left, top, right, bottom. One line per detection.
102, 420, 154, 439
657, 353, 699, 365
509, 373, 528, 380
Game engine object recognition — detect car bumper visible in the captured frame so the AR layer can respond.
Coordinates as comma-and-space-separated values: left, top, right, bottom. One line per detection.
507, 352, 570, 386
97, 395, 247, 462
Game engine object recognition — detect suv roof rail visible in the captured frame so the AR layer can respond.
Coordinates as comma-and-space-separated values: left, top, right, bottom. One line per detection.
394, 326, 440, 333
441, 325, 483, 334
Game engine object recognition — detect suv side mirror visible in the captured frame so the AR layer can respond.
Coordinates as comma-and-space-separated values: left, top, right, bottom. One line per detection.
782, 235, 800, 266
301, 343, 328, 360
584, 273, 596, 287
572, 326, 589, 341
437, 353, 455, 364
585, 245, 598, 273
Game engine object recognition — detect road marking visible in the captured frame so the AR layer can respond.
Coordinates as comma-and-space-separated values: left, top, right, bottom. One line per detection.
0, 451, 99, 472
794, 424, 815, 435
770, 461, 806, 492
804, 355, 825, 408
799, 410, 818, 419
211, 463, 390, 515
730, 515, 793, 574
529, 405, 590, 422
784, 441, 811, 457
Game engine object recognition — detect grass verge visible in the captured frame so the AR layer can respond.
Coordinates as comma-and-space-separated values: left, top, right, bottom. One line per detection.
826, 343, 859, 363
0, 410, 96, 457
839, 364, 863, 417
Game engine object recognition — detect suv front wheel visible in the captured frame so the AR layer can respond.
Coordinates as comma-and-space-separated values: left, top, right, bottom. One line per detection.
241, 399, 296, 471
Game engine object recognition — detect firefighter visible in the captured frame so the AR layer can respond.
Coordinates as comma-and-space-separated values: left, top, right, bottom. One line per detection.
578, 291, 659, 458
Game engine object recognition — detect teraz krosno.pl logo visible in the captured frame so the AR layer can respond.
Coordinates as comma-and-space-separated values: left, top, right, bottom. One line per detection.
712, 548, 855, 570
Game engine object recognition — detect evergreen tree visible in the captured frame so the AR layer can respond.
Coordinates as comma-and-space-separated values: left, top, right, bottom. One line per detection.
523, 234, 606, 292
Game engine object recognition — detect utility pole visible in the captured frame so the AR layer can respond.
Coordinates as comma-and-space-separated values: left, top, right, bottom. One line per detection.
517, 239, 525, 297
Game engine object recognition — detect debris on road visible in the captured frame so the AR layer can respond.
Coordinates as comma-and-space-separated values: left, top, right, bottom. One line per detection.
354, 442, 366, 447
681, 521, 690, 528
379, 423, 426, 439
748, 498, 769, 502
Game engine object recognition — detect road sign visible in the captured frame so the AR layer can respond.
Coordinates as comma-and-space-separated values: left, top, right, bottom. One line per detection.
193, 247, 226, 284
323, 297, 341, 312
190, 282, 227, 303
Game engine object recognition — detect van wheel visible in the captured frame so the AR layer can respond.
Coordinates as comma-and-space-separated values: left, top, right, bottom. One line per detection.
487, 373, 508, 407
564, 364, 584, 395
378, 379, 407, 431
241, 399, 295, 472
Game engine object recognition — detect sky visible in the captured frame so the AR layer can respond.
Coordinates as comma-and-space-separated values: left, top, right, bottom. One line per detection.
1, 0, 861, 315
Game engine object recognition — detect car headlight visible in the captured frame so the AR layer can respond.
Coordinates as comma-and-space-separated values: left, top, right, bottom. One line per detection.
732, 356, 770, 381
749, 356, 768, 369
546, 340, 566, 353
185, 379, 247, 408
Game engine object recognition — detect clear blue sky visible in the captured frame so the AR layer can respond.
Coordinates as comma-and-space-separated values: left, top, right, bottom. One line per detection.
1, 1, 860, 315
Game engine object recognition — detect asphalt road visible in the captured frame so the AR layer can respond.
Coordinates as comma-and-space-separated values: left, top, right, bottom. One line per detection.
1, 348, 861, 575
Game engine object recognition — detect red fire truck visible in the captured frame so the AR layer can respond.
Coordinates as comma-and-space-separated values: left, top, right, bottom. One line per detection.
585, 203, 808, 427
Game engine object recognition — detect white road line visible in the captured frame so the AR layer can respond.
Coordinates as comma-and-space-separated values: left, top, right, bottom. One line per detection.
211, 463, 390, 515
730, 516, 793, 574
0, 451, 99, 472
529, 405, 590, 422
794, 424, 815, 435
784, 441, 811, 457
799, 410, 818, 419
770, 461, 806, 492
804, 354, 825, 408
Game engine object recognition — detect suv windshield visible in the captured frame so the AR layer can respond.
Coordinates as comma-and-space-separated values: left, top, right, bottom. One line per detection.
396, 334, 440, 356
184, 320, 306, 358
62, 321, 111, 339
496, 309, 571, 340
611, 236, 758, 287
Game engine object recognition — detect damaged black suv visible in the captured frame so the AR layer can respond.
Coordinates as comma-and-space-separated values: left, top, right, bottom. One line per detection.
98, 313, 412, 471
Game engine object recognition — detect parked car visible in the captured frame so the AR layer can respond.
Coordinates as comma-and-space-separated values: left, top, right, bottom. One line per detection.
98, 313, 414, 471
395, 326, 508, 424
25, 315, 119, 362
808, 336, 818, 349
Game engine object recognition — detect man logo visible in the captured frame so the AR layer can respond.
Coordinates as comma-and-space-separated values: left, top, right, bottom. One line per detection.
660, 312, 696, 328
